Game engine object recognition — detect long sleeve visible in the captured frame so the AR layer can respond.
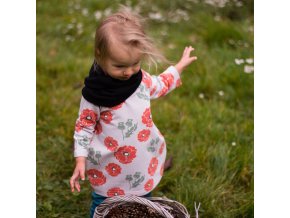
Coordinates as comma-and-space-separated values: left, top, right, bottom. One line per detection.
142, 66, 182, 100
73, 97, 100, 157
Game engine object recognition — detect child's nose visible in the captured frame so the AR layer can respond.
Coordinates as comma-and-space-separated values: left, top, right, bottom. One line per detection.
123, 68, 135, 76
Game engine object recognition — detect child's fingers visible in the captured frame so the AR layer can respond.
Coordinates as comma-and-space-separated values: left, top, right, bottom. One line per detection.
190, 56, 197, 61
70, 170, 80, 192
70, 176, 76, 192
80, 169, 85, 181
75, 180, 81, 192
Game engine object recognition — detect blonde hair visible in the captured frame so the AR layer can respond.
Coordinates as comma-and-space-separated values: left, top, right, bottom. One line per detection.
94, 7, 169, 68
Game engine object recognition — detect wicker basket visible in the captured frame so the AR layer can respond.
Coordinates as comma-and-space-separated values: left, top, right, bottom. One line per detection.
93, 195, 200, 218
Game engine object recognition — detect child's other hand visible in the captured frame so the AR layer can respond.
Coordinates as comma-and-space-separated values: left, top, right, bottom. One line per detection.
175, 46, 197, 74
70, 156, 86, 192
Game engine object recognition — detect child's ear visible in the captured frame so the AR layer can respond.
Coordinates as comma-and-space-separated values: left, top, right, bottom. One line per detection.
96, 49, 100, 55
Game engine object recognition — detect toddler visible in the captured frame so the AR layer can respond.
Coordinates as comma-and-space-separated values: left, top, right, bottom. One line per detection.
70, 8, 197, 218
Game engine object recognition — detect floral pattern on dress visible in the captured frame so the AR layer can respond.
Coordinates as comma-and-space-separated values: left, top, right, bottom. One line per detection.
142, 108, 153, 127
88, 148, 102, 165
148, 157, 158, 176
114, 146, 137, 164
75, 121, 84, 132
136, 84, 150, 101
147, 137, 160, 153
144, 178, 154, 191
150, 85, 157, 96
126, 172, 145, 189
160, 73, 174, 89
105, 163, 122, 177
137, 129, 151, 142
117, 119, 138, 140
100, 111, 113, 124
87, 169, 106, 186
94, 122, 102, 135
111, 102, 124, 110
80, 109, 98, 126
158, 142, 165, 155
104, 136, 119, 152
107, 187, 125, 197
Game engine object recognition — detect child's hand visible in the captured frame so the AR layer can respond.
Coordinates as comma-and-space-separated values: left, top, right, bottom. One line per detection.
70, 156, 86, 192
175, 46, 197, 74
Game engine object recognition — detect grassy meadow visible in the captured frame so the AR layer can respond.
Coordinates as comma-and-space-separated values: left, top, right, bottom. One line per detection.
37, 0, 254, 217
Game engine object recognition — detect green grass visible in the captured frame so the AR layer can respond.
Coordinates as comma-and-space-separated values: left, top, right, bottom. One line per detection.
37, 0, 253, 217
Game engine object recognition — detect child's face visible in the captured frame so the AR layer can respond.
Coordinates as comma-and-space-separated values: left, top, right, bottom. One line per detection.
100, 45, 142, 81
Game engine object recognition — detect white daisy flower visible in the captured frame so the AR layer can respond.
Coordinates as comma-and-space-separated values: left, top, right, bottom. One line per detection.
235, 58, 244, 65
198, 93, 204, 99
244, 65, 254, 74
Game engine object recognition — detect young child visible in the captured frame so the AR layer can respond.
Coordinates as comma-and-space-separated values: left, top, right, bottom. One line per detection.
70, 8, 197, 218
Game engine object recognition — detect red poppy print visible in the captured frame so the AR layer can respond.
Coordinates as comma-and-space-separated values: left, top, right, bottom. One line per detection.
148, 157, 158, 176
160, 73, 174, 89
100, 111, 113, 124
160, 163, 164, 176
144, 179, 154, 192
142, 72, 152, 89
107, 187, 125, 197
75, 121, 84, 132
111, 102, 124, 110
137, 129, 151, 142
104, 136, 119, 151
158, 142, 165, 155
80, 109, 98, 127
176, 78, 182, 87
142, 108, 153, 127
157, 87, 168, 97
114, 146, 137, 164
105, 163, 122, 177
94, 122, 102, 134
87, 169, 106, 186
150, 85, 157, 96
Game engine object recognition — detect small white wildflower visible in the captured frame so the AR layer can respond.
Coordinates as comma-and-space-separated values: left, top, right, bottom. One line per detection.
198, 93, 204, 99
148, 12, 163, 21
94, 11, 102, 20
82, 8, 89, 16
218, 90, 224, 96
228, 39, 235, 45
67, 23, 74, 29
232, 142, 236, 146
246, 58, 254, 64
235, 58, 244, 65
244, 65, 254, 74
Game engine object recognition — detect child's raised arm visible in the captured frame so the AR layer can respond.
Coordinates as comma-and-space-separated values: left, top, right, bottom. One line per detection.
144, 45, 197, 99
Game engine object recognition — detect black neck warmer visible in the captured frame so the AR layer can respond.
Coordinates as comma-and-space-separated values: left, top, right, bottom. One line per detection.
82, 61, 142, 107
